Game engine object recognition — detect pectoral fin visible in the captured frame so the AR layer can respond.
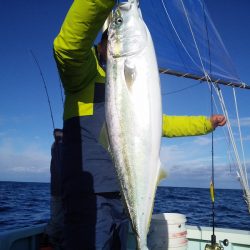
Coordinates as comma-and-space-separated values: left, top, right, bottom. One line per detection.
99, 123, 111, 154
124, 59, 136, 91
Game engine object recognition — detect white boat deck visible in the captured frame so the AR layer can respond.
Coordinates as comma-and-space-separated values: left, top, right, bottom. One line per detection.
187, 225, 250, 250
0, 222, 250, 250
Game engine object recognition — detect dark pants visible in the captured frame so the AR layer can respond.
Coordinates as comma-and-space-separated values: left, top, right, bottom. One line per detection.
62, 117, 128, 249
63, 192, 128, 250
45, 196, 64, 249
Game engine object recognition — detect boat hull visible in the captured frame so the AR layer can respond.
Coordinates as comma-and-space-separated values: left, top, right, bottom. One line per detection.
1, 214, 250, 250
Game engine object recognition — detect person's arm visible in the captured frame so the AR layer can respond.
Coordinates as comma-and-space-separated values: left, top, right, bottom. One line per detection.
162, 115, 213, 138
53, 0, 115, 94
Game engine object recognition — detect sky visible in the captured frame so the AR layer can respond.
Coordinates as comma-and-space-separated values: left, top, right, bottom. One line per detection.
0, 0, 249, 190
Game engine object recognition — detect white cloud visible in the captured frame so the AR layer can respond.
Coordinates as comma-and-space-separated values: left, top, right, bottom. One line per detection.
240, 118, 250, 127
243, 135, 250, 141
0, 138, 50, 182
0, 114, 35, 132
230, 117, 250, 127
193, 136, 225, 146
193, 137, 211, 146
160, 140, 212, 168
159, 140, 249, 189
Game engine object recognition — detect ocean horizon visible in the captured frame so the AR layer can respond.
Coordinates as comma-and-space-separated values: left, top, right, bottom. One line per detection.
0, 180, 245, 189
0, 181, 249, 232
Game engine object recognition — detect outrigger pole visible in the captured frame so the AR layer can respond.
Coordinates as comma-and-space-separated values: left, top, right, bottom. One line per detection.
159, 68, 250, 89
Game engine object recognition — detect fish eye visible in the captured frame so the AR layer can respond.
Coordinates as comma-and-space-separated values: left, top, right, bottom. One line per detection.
115, 17, 123, 26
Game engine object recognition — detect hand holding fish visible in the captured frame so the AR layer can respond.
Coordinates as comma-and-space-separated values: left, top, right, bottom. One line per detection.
210, 114, 226, 128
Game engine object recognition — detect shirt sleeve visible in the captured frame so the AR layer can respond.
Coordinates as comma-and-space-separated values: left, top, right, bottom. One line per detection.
162, 114, 214, 138
53, 0, 115, 94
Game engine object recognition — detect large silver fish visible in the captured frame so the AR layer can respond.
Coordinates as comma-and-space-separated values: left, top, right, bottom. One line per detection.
105, 1, 166, 249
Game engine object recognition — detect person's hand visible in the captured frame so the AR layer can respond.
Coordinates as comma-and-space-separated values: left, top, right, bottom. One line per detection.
210, 114, 226, 129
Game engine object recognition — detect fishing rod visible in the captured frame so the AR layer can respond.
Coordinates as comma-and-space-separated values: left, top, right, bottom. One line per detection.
206, 80, 218, 250
201, 1, 228, 248
30, 49, 55, 130
30, 50, 64, 182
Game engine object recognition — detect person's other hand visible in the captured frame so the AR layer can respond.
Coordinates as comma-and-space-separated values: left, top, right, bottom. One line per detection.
210, 114, 226, 129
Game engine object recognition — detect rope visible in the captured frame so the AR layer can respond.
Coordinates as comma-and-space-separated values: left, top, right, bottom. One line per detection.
162, 82, 201, 95
162, 0, 250, 210
214, 86, 249, 194
179, 0, 250, 210
160, 0, 201, 70
180, 0, 208, 77
206, 84, 234, 174
233, 87, 249, 187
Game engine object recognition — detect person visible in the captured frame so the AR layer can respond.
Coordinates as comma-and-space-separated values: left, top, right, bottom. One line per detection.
45, 128, 64, 250
53, 1, 226, 249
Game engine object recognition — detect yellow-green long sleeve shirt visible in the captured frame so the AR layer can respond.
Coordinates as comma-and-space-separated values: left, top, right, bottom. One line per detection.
162, 115, 213, 137
53, 0, 213, 138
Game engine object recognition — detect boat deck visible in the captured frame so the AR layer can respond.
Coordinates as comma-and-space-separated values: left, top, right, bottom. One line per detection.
0, 223, 250, 250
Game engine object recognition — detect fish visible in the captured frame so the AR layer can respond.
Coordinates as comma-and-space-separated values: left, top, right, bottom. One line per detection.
104, 1, 166, 249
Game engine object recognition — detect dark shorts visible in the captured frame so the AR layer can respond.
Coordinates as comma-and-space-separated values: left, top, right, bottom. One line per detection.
63, 192, 129, 250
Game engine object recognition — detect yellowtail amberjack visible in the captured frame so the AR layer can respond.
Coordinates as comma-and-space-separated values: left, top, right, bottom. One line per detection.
104, 1, 166, 249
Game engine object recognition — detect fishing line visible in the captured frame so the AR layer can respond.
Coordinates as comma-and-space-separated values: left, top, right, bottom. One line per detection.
160, 0, 201, 71
162, 82, 201, 96
30, 49, 55, 130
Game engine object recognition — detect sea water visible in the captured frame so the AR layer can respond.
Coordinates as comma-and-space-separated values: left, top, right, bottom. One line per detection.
0, 181, 249, 232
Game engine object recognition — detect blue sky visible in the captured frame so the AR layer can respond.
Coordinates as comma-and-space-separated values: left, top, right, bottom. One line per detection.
0, 0, 249, 189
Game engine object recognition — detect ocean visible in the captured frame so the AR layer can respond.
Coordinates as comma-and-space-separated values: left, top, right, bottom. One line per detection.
0, 181, 249, 232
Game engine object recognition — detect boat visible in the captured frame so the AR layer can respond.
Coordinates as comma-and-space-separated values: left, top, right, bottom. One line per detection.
1, 214, 250, 250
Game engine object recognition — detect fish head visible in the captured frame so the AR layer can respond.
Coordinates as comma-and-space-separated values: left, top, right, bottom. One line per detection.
108, 1, 147, 58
